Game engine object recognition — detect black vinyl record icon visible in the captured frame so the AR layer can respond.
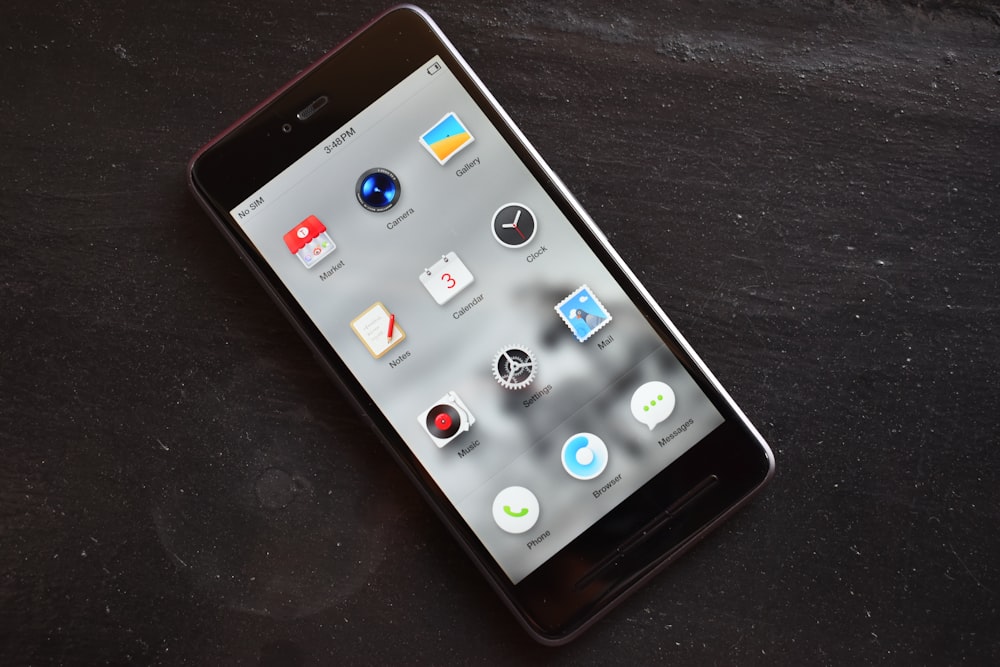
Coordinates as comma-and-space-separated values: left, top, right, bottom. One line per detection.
426, 404, 461, 439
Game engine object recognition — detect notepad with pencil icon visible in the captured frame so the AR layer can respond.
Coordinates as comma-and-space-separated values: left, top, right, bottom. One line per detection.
351, 302, 405, 358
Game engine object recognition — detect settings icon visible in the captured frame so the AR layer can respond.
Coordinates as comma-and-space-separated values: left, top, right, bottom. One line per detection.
492, 345, 538, 390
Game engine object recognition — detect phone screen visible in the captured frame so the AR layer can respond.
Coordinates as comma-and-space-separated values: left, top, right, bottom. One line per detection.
226, 56, 725, 583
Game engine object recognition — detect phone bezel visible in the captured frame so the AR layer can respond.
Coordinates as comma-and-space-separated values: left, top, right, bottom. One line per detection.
189, 4, 774, 644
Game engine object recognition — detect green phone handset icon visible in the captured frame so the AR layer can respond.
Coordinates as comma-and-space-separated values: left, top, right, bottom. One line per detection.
493, 486, 540, 534
503, 505, 529, 518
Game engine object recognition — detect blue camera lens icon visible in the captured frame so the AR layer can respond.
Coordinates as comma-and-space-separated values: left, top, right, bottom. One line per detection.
356, 167, 400, 212
560, 433, 609, 480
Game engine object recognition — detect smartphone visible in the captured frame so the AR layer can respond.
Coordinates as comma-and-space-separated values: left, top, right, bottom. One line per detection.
188, 5, 774, 644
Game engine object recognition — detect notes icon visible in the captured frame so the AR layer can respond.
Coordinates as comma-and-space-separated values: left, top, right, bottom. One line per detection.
351, 302, 406, 359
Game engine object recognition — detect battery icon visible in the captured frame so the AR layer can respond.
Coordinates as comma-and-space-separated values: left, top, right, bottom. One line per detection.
427, 61, 441, 76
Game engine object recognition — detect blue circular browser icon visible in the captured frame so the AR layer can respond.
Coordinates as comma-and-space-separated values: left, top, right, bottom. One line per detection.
561, 433, 609, 480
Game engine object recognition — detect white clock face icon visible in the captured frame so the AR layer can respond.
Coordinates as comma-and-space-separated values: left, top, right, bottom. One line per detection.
491, 203, 537, 248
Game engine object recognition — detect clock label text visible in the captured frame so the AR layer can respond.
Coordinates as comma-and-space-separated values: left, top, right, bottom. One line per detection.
525, 245, 548, 263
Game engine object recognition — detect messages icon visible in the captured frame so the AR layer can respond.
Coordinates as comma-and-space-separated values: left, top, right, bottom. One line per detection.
630, 381, 676, 430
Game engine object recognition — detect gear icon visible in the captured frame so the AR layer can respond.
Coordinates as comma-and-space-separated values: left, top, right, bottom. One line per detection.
492, 345, 538, 390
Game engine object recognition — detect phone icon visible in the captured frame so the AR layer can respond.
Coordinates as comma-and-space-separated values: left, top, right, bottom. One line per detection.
492, 486, 539, 534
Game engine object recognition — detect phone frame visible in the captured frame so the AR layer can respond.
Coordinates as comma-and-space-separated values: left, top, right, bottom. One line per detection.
188, 4, 774, 644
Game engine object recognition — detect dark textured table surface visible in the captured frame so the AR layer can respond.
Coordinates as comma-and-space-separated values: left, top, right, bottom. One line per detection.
2, 1, 998, 664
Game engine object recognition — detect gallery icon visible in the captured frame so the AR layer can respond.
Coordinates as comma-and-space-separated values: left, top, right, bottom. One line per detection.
555, 285, 612, 342
283, 215, 336, 268
492, 486, 540, 534
419, 251, 475, 305
350, 302, 405, 359
356, 167, 400, 212
491, 203, 537, 248
560, 433, 609, 481
418, 391, 475, 447
419, 112, 474, 165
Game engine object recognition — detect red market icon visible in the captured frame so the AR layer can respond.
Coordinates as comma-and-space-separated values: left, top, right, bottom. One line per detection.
284, 215, 327, 253
283, 215, 337, 269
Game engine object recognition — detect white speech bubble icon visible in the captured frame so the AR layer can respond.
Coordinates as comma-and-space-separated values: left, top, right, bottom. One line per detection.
630, 381, 676, 430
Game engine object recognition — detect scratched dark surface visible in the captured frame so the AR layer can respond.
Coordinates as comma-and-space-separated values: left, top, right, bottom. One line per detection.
2, 0, 998, 664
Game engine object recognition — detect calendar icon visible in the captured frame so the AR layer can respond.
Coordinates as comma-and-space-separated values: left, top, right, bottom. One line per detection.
419, 251, 475, 305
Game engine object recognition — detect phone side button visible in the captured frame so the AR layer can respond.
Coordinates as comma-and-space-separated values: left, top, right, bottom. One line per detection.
590, 225, 611, 246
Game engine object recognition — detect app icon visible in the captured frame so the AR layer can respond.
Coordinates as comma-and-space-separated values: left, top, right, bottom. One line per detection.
283, 215, 336, 268
492, 345, 537, 390
356, 167, 400, 212
419, 251, 475, 305
350, 302, 405, 359
491, 203, 537, 248
561, 433, 609, 480
419, 112, 474, 165
492, 486, 540, 534
555, 285, 612, 342
418, 391, 475, 447
630, 381, 676, 431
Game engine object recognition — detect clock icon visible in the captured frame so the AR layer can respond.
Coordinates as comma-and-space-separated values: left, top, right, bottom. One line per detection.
492, 344, 538, 390
491, 203, 537, 248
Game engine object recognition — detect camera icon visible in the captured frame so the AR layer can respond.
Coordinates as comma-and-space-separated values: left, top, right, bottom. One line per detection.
417, 391, 475, 448
356, 167, 400, 212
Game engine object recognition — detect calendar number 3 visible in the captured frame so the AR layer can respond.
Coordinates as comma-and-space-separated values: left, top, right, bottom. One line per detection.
419, 251, 475, 305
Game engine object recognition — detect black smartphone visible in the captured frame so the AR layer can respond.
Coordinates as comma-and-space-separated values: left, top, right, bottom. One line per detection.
188, 5, 774, 644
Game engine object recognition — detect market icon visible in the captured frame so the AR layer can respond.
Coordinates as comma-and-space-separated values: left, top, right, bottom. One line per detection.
283, 215, 336, 269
